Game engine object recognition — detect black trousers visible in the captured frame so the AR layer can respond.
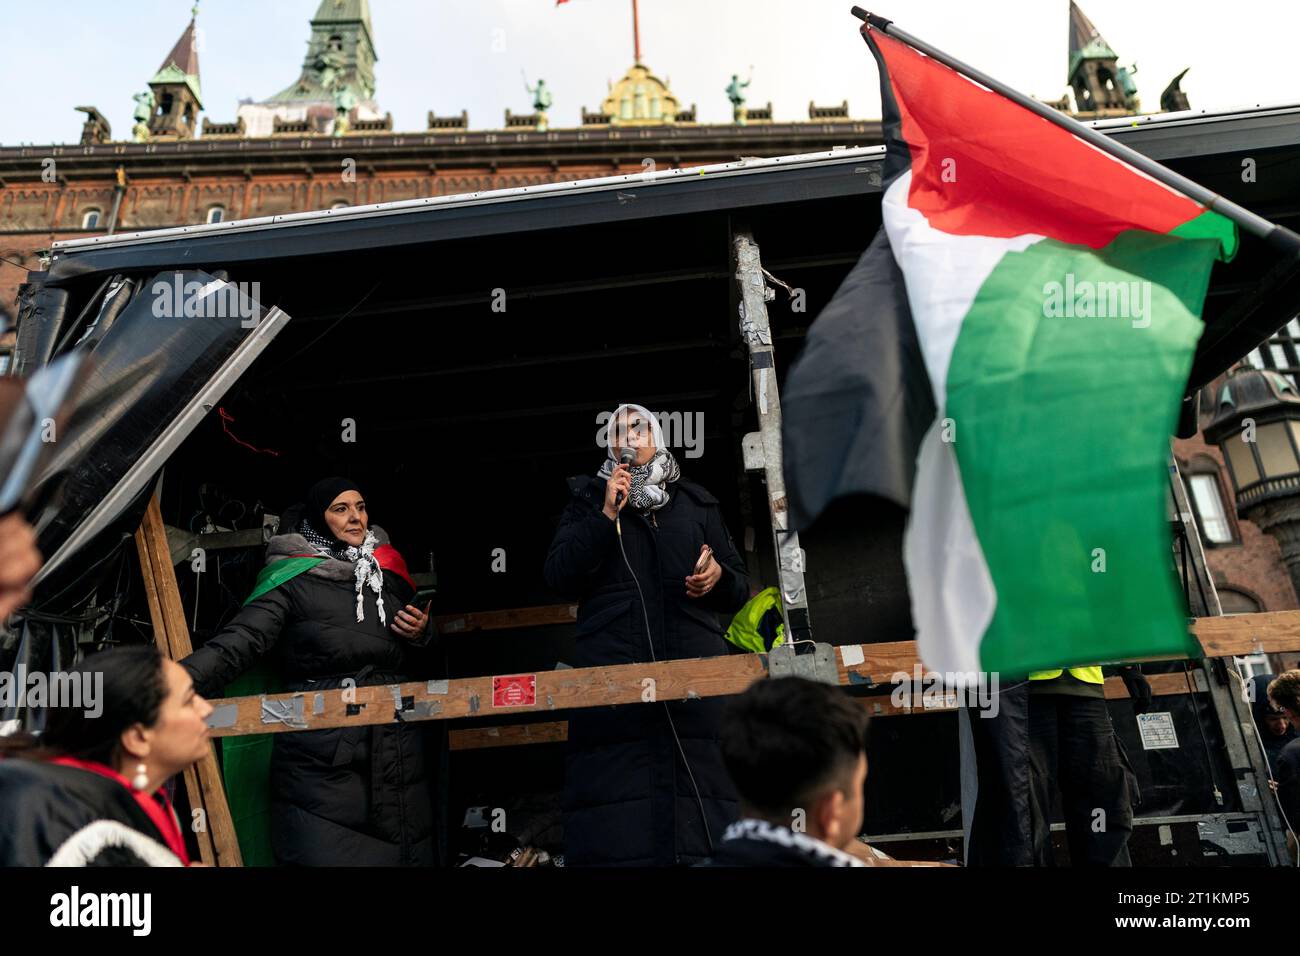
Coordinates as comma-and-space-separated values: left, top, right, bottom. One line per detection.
964, 681, 1038, 866
1028, 694, 1133, 867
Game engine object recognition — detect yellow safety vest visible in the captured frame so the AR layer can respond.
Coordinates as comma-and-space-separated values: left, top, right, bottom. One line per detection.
725, 587, 785, 654
1028, 665, 1104, 685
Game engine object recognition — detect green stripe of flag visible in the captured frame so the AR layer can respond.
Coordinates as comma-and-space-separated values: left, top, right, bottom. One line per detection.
946, 226, 1220, 674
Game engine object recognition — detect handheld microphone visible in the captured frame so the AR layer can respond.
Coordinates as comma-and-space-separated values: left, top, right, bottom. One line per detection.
614, 446, 636, 508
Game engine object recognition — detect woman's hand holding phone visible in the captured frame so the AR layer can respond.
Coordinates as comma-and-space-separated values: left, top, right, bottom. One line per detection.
391, 600, 433, 640
685, 544, 720, 598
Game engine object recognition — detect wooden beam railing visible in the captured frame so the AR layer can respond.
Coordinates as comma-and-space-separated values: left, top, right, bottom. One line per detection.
207, 610, 1297, 741
445, 670, 1210, 751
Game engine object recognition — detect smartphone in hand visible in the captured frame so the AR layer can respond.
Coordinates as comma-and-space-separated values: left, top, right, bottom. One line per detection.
693, 545, 714, 575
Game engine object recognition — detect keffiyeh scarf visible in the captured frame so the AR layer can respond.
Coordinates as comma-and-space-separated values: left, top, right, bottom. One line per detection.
299, 520, 387, 625
597, 448, 681, 512
598, 403, 681, 511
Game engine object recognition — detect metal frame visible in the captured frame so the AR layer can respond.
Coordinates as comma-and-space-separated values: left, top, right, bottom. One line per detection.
32, 302, 293, 586
1169, 453, 1293, 864
868, 812, 1269, 850
731, 227, 811, 644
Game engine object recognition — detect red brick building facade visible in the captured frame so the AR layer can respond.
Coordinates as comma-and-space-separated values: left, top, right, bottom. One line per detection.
0, 2, 877, 318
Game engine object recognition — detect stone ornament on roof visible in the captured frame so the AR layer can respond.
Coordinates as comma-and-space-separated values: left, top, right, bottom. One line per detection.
600, 63, 681, 126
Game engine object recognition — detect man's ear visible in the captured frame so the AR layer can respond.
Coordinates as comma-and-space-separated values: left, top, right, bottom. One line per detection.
813, 788, 844, 843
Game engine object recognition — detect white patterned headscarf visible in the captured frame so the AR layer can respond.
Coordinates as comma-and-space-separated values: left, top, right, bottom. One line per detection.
597, 403, 680, 512
299, 520, 387, 625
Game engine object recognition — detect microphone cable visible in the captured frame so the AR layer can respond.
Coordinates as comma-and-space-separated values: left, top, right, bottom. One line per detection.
615, 508, 716, 858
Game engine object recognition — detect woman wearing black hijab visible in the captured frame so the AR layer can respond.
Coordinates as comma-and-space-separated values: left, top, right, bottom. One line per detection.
181, 477, 437, 866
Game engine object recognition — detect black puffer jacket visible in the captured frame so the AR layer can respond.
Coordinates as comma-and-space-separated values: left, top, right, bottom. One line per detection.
545, 474, 748, 866
0, 759, 183, 866
181, 525, 436, 866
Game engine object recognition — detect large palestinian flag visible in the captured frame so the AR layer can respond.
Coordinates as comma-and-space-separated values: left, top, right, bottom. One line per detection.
783, 24, 1237, 675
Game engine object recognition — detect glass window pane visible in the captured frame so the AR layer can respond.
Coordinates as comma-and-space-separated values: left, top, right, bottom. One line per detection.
1271, 344, 1289, 369
1225, 433, 1261, 487
1288, 318, 1300, 339
1257, 421, 1298, 476
1234, 652, 1269, 678
1247, 349, 1266, 370
1189, 474, 1233, 544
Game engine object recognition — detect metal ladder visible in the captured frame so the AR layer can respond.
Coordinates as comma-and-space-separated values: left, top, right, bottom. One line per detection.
1168, 451, 1293, 864
731, 228, 813, 651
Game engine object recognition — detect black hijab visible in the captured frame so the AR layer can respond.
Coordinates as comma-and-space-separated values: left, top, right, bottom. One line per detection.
280, 476, 363, 557
305, 476, 361, 535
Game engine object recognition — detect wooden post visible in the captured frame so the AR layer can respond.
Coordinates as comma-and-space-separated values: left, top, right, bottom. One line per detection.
134, 492, 243, 867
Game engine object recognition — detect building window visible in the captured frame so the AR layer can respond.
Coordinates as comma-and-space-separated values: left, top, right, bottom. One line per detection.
1250, 314, 1300, 389
1188, 471, 1234, 545
206, 206, 226, 224
81, 209, 101, 229
1234, 652, 1270, 681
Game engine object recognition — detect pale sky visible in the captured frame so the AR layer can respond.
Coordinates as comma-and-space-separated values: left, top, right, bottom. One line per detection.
3, 0, 1298, 146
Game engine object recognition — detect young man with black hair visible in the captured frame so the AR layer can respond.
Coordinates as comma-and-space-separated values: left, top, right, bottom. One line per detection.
702, 676, 870, 867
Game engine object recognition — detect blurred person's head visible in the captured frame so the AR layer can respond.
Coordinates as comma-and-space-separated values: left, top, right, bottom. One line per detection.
1269, 671, 1300, 727
0, 511, 42, 619
0, 646, 212, 792
1264, 711, 1290, 737
721, 676, 869, 851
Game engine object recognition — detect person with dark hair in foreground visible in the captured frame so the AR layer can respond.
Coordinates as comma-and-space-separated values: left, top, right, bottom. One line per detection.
0, 645, 212, 866
703, 676, 870, 867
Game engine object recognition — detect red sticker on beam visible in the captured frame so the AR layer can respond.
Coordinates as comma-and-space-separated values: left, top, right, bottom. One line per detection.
492, 674, 537, 708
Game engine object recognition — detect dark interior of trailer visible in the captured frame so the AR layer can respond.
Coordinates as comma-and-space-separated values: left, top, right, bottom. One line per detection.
112, 194, 980, 860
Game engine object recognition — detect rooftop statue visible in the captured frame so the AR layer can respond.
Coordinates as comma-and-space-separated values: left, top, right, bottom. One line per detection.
528, 78, 554, 113
131, 90, 155, 143
525, 76, 553, 131
727, 71, 752, 124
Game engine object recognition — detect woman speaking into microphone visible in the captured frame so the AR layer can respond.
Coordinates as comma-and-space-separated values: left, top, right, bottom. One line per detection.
545, 403, 749, 866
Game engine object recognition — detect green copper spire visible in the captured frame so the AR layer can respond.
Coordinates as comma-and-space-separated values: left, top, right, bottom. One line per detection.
264, 0, 379, 105
149, 4, 202, 108
1067, 1, 1119, 84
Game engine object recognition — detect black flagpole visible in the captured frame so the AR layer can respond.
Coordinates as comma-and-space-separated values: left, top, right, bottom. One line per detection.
849, 7, 1300, 257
